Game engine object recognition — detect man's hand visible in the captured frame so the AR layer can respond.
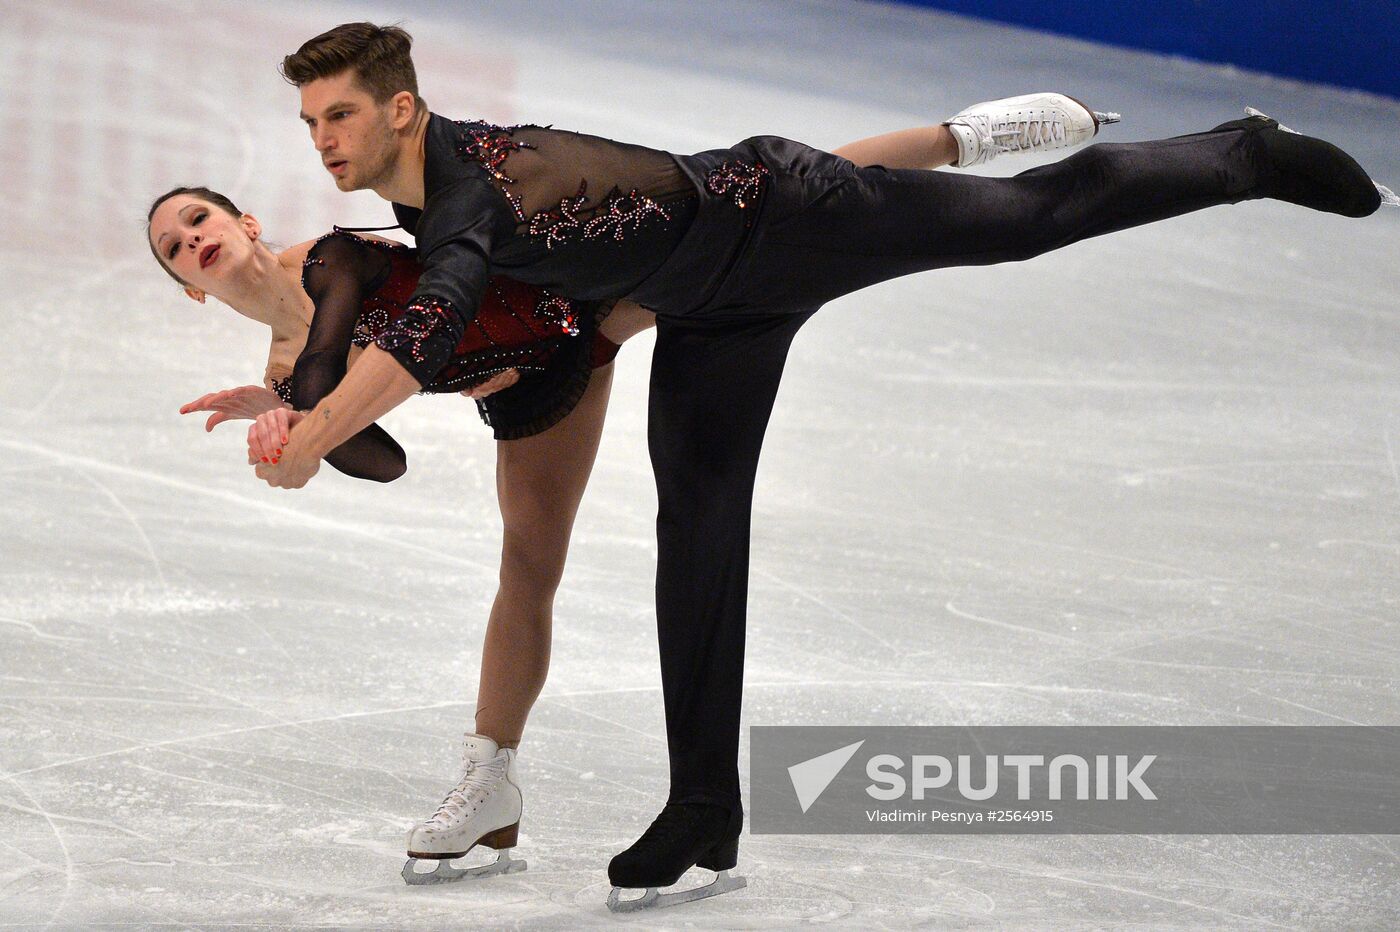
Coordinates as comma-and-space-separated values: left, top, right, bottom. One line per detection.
249, 409, 319, 489
254, 449, 321, 489
461, 368, 519, 399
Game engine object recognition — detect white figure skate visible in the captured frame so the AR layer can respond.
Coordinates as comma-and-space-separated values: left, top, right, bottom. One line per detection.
1244, 107, 1398, 207
400, 732, 528, 885
944, 92, 1121, 168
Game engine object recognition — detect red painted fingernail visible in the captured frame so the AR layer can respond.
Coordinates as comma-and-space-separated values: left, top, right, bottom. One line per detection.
275, 449, 282, 455
271, 458, 279, 464
261, 456, 269, 463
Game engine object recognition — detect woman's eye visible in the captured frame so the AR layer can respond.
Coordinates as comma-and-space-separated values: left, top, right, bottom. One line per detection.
193, 212, 206, 225
168, 242, 179, 259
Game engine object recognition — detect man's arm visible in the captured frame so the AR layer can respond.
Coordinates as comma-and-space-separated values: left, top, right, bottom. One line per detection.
255, 344, 418, 489
288, 343, 422, 461
255, 174, 511, 488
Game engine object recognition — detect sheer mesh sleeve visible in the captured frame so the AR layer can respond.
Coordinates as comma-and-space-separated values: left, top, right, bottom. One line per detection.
296, 234, 408, 483
374, 176, 514, 387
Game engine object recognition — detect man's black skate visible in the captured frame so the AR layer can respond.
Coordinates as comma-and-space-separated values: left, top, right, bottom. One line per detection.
1213, 111, 1384, 218
606, 801, 747, 912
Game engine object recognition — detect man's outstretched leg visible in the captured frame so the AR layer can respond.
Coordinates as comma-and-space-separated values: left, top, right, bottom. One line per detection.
718, 113, 1386, 317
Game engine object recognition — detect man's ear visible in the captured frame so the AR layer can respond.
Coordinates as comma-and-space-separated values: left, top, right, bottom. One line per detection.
241, 213, 262, 241
391, 90, 418, 130
184, 287, 207, 304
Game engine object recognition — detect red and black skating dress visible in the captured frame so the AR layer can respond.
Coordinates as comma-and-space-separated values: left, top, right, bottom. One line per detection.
279, 229, 621, 481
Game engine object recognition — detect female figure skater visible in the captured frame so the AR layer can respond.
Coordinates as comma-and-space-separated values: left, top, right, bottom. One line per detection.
152, 93, 1066, 888
259, 22, 1391, 911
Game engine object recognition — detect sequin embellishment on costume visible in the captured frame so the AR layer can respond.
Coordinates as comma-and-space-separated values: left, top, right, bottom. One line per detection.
527, 180, 590, 250
706, 158, 770, 209
454, 120, 537, 184
534, 291, 580, 337
451, 120, 673, 250
352, 307, 391, 348
374, 297, 462, 364
270, 375, 294, 406
583, 188, 673, 243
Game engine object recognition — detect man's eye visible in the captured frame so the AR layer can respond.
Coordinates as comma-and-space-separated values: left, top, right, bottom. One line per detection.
332, 111, 349, 120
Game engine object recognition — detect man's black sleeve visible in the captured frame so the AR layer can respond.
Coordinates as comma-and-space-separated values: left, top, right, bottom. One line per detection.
374, 176, 514, 388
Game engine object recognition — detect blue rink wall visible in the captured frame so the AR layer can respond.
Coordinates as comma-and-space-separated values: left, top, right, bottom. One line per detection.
876, 0, 1398, 100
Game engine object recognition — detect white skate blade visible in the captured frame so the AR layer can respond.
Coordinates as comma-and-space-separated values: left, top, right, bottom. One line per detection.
606, 869, 747, 913
401, 849, 527, 885
1092, 110, 1121, 125
1244, 106, 1298, 134
1244, 107, 1399, 208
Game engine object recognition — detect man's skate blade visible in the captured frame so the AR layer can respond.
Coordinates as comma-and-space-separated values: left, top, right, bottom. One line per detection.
1091, 111, 1121, 125
401, 851, 527, 885
606, 870, 747, 913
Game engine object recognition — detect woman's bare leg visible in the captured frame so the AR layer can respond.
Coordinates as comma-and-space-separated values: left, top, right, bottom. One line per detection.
473, 361, 615, 748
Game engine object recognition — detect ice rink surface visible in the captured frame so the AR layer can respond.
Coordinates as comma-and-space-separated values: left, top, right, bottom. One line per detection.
2, 0, 1398, 927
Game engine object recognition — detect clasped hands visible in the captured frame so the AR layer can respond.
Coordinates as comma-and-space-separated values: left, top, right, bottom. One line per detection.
178, 368, 520, 489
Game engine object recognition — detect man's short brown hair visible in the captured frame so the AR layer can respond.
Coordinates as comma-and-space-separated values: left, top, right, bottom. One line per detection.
280, 22, 424, 110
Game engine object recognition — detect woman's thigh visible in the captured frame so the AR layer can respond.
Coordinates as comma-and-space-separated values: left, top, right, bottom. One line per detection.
495, 363, 615, 582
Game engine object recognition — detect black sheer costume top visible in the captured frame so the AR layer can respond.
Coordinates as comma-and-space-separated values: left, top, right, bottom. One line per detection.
380, 114, 701, 388
282, 231, 622, 479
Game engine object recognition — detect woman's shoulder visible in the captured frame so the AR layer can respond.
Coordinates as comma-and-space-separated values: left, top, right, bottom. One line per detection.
293, 230, 415, 294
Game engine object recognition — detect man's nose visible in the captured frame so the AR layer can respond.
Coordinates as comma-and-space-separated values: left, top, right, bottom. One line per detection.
314, 126, 333, 152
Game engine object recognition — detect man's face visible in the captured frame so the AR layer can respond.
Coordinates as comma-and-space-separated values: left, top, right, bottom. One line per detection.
299, 71, 399, 192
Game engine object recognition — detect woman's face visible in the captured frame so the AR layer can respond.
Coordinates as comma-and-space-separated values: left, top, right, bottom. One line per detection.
148, 194, 258, 295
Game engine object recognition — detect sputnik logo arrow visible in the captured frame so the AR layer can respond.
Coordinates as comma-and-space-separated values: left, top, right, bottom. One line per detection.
788, 740, 865, 813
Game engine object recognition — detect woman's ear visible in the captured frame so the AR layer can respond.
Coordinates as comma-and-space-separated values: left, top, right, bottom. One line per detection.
184, 287, 207, 304
241, 213, 262, 241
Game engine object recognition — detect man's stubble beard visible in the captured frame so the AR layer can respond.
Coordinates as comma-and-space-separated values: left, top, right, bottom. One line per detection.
346, 123, 401, 194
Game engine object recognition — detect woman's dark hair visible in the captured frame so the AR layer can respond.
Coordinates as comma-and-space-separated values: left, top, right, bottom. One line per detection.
146, 186, 241, 286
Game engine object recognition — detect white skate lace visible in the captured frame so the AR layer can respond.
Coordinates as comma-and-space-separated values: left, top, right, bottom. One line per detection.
964, 112, 1067, 157
425, 754, 507, 828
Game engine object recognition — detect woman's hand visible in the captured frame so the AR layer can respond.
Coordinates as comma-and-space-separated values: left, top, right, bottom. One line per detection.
461, 368, 520, 400
181, 385, 288, 432
247, 407, 307, 466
